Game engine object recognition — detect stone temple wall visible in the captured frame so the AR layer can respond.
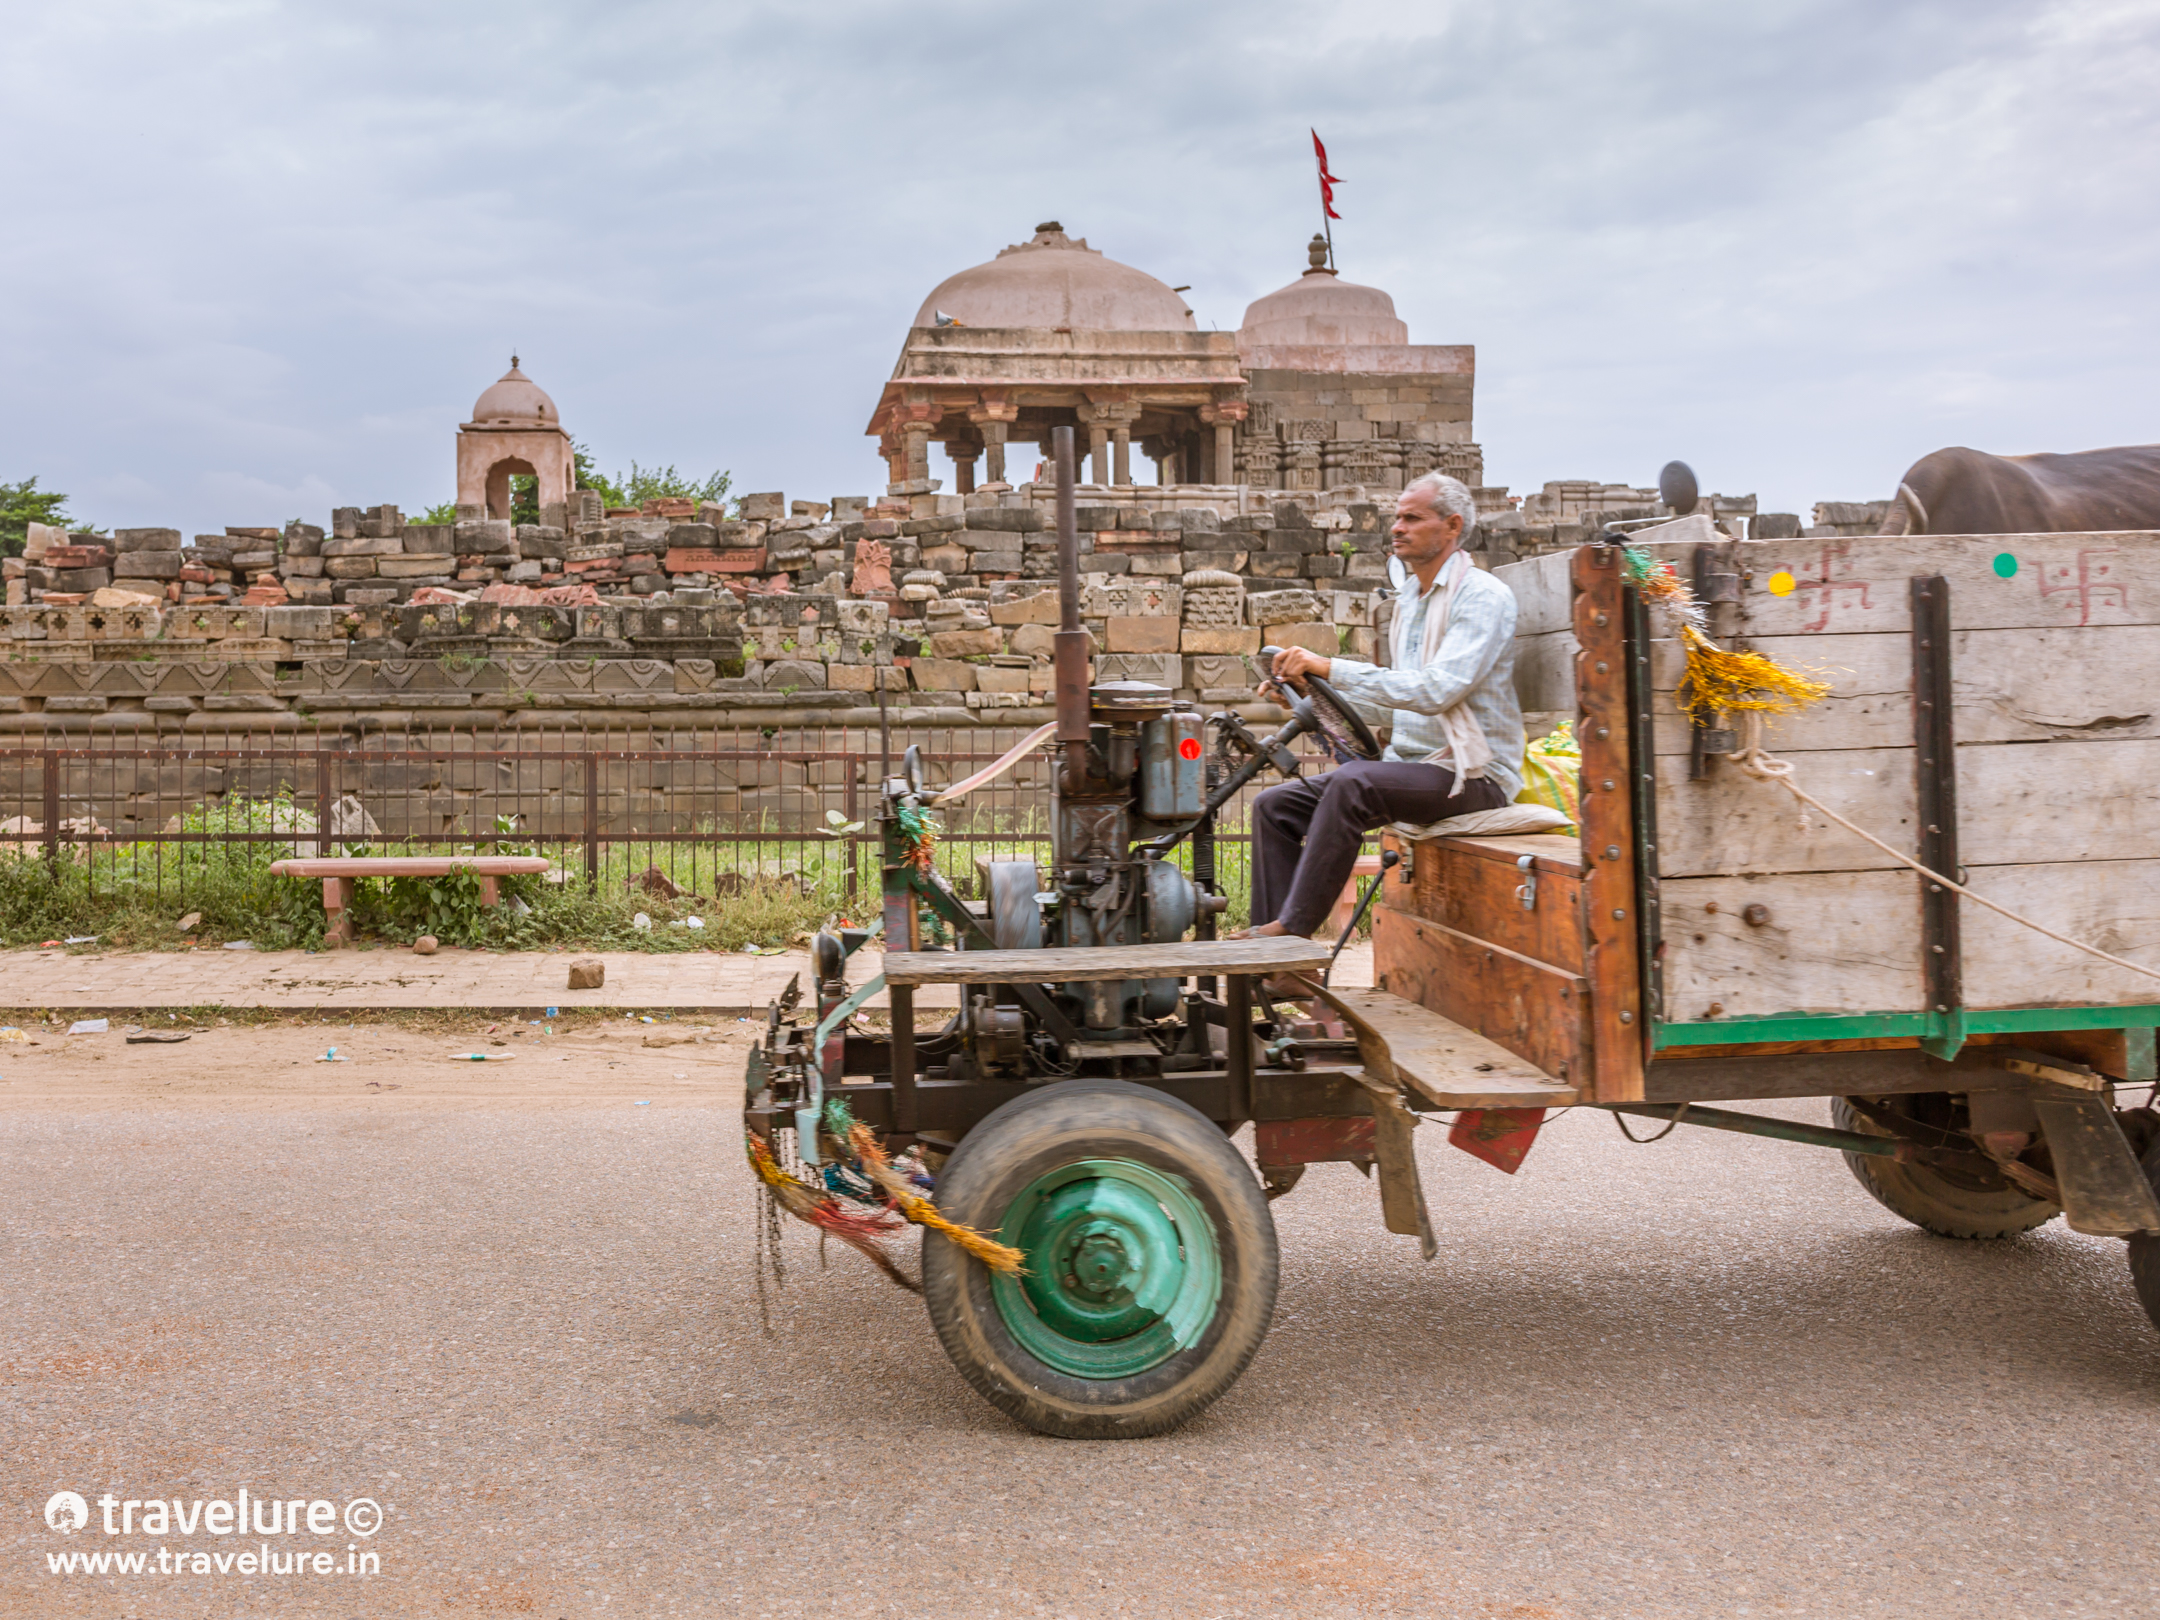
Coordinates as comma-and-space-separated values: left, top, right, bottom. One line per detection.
2, 482, 1547, 735
1, 465, 1804, 741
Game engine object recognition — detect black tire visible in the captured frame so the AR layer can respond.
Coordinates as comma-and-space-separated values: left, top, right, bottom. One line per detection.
2122, 1111, 2160, 1332
1832, 1094, 2058, 1240
922, 1079, 1278, 1439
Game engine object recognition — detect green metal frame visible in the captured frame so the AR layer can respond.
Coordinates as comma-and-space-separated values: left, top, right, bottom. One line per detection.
1655, 1007, 2160, 1079
882, 803, 1000, 953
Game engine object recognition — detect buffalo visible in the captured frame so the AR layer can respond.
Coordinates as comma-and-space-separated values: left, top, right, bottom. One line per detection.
1878, 444, 2160, 535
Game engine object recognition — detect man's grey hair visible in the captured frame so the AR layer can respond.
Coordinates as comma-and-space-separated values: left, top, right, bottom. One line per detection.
1402, 472, 1478, 544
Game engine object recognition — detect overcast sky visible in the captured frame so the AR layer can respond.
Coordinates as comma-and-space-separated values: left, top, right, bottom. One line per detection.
4, 0, 2156, 535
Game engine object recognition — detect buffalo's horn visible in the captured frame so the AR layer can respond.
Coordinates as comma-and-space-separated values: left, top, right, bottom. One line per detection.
1878, 481, 1928, 536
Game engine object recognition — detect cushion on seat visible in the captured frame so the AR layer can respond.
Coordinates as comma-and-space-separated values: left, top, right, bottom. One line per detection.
1388, 802, 1575, 841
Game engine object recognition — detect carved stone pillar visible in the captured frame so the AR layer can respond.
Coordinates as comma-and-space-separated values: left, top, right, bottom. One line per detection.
1079, 397, 1140, 489
888, 401, 943, 492
967, 394, 1019, 486
1199, 400, 1248, 490
951, 447, 978, 494
1080, 401, 1143, 487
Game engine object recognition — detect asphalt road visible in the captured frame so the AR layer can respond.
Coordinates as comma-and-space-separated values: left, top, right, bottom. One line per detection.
5, 1022, 2158, 1618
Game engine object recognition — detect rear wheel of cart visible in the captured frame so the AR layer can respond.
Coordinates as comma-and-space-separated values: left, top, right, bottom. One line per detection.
1832, 1094, 2058, 1239
2120, 1110, 2160, 1332
922, 1079, 1277, 1439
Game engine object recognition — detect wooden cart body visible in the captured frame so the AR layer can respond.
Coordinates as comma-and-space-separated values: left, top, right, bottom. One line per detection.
1374, 530, 2160, 1178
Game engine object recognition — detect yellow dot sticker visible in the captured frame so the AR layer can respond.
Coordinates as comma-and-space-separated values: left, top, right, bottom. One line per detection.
1766, 569, 1797, 597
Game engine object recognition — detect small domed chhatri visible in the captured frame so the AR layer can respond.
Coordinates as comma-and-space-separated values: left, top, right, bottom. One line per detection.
468, 357, 562, 428
456, 356, 574, 520
912, 223, 1197, 334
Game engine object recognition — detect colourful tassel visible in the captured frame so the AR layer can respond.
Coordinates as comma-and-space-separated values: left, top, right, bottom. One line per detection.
744, 1131, 918, 1292
1622, 545, 1831, 722
822, 1099, 1029, 1276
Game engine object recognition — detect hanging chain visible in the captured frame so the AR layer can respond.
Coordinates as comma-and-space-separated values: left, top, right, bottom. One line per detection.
753, 1171, 787, 1337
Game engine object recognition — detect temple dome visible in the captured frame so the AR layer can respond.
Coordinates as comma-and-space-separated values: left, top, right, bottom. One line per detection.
911, 223, 1196, 332
1237, 241, 1409, 348
468, 359, 560, 428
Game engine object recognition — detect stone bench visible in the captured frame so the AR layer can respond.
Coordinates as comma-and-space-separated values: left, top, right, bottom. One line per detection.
268, 856, 553, 947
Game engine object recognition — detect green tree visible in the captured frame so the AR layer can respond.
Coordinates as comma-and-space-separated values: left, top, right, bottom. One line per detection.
573, 441, 731, 512
412, 444, 733, 530
0, 477, 89, 558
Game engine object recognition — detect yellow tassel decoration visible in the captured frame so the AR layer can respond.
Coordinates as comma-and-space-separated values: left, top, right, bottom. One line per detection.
845, 1120, 1029, 1275
1673, 623, 1832, 720
1622, 546, 1832, 723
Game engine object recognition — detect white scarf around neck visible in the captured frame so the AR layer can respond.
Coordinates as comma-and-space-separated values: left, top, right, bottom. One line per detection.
1390, 548, 1493, 780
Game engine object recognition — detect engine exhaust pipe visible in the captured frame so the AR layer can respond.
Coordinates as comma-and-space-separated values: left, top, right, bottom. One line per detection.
1052, 425, 1092, 789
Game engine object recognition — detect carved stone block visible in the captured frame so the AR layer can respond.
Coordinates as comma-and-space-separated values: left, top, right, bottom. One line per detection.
1094, 653, 1180, 687
1183, 588, 1245, 628
1246, 589, 1324, 627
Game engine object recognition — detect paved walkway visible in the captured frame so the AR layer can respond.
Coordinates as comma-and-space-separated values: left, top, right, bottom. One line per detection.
0, 939, 1373, 1014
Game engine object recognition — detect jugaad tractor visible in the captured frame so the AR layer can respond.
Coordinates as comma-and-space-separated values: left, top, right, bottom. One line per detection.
744, 428, 1561, 1438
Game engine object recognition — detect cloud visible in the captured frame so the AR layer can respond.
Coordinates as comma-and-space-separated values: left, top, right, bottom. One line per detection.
1, 0, 2156, 531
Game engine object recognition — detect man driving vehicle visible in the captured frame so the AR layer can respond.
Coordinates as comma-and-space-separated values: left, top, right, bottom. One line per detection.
1239, 471, 1525, 941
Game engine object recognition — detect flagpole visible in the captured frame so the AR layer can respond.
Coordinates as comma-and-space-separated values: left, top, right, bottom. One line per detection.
1311, 128, 1339, 270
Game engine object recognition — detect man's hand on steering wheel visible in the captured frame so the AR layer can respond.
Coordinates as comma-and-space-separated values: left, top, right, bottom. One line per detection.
1262, 644, 1333, 707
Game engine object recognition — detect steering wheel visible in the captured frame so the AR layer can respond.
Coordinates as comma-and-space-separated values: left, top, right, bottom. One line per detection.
1258, 645, 1382, 763
1304, 673, 1383, 761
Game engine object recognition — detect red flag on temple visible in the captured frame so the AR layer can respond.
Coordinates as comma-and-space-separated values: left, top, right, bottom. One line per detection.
1312, 129, 1341, 220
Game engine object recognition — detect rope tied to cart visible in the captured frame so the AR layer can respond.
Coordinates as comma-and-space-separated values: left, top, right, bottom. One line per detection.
1725, 710, 2160, 990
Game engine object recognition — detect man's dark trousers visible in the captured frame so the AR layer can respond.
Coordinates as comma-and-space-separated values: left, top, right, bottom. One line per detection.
1252, 760, 1505, 935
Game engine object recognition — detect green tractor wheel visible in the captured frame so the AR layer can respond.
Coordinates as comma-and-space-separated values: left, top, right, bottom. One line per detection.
922, 1080, 1278, 1439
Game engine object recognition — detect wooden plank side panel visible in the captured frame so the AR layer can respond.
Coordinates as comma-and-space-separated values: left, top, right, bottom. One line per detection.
1649, 625, 2160, 756
1493, 550, 1577, 638
1573, 545, 1645, 1101
1513, 628, 1579, 715
1658, 863, 2160, 1018
1659, 871, 1925, 1021
1626, 532, 2160, 638
1657, 738, 2160, 877
1961, 861, 2160, 1007
1372, 908, 1590, 1087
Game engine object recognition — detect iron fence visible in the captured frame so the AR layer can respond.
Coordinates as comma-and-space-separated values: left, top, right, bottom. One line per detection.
0, 720, 1327, 914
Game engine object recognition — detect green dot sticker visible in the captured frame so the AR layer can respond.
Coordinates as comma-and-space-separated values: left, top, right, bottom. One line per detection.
1993, 552, 2018, 578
